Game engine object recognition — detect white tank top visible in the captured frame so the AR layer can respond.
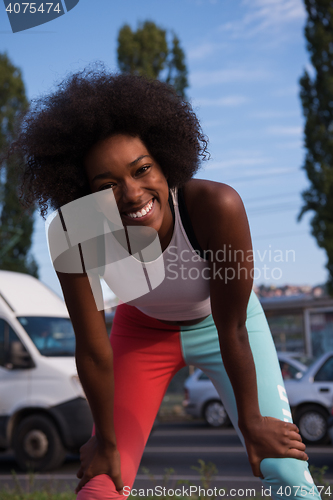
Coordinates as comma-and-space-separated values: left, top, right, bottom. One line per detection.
111, 188, 212, 321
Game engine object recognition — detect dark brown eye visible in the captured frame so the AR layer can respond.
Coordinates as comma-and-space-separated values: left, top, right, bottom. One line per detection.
136, 165, 150, 175
100, 183, 115, 191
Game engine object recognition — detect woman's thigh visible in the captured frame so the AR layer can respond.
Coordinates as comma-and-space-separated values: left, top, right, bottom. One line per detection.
76, 304, 186, 500
179, 291, 320, 500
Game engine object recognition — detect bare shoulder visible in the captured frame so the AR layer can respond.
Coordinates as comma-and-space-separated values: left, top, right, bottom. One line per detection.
182, 179, 246, 249
183, 179, 243, 214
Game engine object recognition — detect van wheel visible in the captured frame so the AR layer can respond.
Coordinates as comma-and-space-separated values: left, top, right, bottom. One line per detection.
13, 415, 66, 471
295, 405, 329, 444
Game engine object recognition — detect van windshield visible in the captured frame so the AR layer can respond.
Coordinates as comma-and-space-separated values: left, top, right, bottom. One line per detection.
17, 317, 75, 356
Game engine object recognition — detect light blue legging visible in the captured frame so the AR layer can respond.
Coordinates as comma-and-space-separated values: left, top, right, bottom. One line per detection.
180, 291, 320, 500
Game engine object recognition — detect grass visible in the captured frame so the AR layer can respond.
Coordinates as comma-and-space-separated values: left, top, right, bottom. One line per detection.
0, 493, 76, 500
0, 471, 76, 500
309, 465, 332, 500
0, 460, 231, 500
1, 462, 331, 499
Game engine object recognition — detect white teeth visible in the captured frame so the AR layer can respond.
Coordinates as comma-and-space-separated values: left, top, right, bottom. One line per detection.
127, 200, 153, 218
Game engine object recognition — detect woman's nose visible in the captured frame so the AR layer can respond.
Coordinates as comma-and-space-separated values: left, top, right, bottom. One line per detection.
121, 178, 144, 203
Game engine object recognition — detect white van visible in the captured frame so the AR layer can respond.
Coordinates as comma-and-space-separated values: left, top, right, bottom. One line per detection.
0, 270, 93, 471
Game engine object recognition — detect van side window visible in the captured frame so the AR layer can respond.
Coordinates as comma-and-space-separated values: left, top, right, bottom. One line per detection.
0, 318, 33, 369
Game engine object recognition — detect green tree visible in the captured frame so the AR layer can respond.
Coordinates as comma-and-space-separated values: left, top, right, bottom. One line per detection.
298, 0, 333, 292
0, 53, 38, 277
117, 21, 188, 98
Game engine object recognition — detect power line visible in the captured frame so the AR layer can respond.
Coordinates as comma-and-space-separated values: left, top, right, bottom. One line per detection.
252, 231, 309, 241
243, 191, 300, 204
222, 168, 300, 184
247, 204, 300, 216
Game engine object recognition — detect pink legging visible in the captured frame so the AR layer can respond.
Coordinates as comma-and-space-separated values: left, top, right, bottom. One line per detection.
76, 304, 186, 499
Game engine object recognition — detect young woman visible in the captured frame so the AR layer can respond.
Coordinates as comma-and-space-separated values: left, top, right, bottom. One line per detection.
13, 70, 319, 500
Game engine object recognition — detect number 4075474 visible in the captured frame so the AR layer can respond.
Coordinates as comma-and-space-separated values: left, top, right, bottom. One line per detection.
5, 3, 61, 14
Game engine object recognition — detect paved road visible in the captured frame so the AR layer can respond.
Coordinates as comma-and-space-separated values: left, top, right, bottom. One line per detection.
1, 422, 333, 494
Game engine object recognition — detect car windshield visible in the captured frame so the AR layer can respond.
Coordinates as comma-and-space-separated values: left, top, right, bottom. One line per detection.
17, 316, 75, 356
296, 355, 314, 368
296, 354, 322, 378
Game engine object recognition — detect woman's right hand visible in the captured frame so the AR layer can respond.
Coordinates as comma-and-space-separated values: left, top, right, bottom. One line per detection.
75, 436, 124, 494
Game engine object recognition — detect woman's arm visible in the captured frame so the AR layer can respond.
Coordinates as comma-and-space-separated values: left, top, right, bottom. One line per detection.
192, 181, 308, 477
56, 271, 123, 494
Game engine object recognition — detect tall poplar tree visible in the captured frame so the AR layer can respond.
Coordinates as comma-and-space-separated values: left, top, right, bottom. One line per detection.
298, 0, 333, 292
0, 53, 38, 277
117, 21, 188, 98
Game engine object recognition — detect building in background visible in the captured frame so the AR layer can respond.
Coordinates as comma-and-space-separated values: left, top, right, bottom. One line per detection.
257, 286, 333, 357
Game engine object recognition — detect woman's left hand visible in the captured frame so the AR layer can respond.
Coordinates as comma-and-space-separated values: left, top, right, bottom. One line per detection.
240, 416, 308, 478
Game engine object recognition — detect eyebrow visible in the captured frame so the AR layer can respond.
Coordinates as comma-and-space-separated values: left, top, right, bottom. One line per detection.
91, 155, 152, 183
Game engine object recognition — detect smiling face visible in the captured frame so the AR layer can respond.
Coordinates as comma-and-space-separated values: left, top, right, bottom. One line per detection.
84, 134, 174, 249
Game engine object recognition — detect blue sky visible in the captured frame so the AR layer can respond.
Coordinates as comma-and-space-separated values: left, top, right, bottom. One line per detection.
0, 0, 328, 296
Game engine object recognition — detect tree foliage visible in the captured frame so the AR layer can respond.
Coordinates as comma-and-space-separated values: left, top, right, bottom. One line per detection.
298, 0, 333, 292
117, 21, 188, 98
0, 53, 38, 277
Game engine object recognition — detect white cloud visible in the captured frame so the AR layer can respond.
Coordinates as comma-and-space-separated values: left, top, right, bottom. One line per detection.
190, 67, 271, 87
219, 0, 306, 39
187, 41, 226, 61
249, 110, 300, 119
186, 0, 219, 4
220, 167, 300, 182
266, 125, 302, 135
193, 95, 249, 107
271, 85, 299, 97
275, 140, 303, 149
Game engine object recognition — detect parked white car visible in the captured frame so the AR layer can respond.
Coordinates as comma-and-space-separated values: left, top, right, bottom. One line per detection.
284, 351, 333, 444
0, 271, 93, 471
183, 353, 310, 429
